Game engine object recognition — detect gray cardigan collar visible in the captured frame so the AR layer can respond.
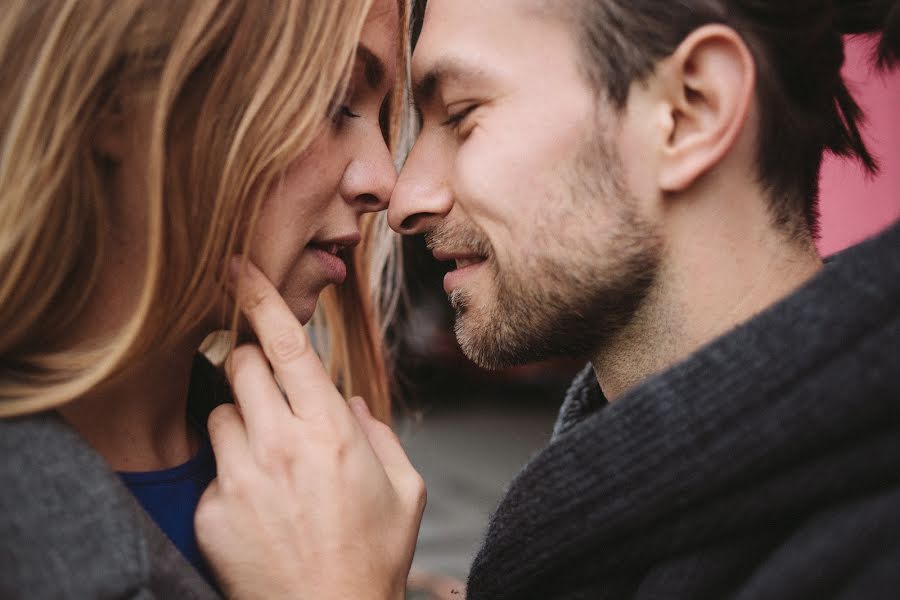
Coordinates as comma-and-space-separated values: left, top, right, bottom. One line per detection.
0, 412, 220, 598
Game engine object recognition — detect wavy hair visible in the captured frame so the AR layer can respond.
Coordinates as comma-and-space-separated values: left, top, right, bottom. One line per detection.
0, 0, 410, 423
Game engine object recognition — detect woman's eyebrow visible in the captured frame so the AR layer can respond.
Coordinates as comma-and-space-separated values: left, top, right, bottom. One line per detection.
357, 44, 386, 89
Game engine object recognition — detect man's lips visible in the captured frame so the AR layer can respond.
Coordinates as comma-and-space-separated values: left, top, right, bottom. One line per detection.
432, 249, 487, 266
432, 249, 488, 293
454, 256, 484, 269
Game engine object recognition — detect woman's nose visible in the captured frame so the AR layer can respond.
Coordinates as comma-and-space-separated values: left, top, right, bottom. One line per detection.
341, 142, 396, 214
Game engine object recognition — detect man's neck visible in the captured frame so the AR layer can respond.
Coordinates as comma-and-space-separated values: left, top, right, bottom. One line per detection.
58, 337, 204, 472
592, 197, 823, 401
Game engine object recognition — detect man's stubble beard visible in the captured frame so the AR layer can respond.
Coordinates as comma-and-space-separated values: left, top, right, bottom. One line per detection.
443, 125, 664, 370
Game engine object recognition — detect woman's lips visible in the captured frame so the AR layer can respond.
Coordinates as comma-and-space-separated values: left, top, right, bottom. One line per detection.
308, 244, 348, 284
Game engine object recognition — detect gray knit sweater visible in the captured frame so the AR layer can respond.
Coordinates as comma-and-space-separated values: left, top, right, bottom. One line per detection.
467, 221, 900, 599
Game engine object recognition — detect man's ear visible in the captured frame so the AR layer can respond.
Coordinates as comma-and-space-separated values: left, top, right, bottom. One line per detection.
92, 98, 127, 160
655, 25, 755, 193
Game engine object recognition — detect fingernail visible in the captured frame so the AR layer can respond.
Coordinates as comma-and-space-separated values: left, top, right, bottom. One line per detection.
349, 396, 371, 417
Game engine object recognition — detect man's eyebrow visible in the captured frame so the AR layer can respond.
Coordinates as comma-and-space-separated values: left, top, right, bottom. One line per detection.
357, 44, 385, 90
413, 58, 489, 105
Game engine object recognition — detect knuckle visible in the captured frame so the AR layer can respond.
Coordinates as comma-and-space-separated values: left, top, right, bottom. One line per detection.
331, 434, 353, 464
194, 485, 228, 540
369, 418, 404, 449
225, 344, 263, 382
336, 415, 361, 445
217, 464, 255, 498
240, 280, 269, 312
194, 495, 219, 532
407, 472, 427, 510
253, 435, 292, 473
226, 344, 268, 388
377, 421, 402, 445
302, 412, 357, 461
207, 403, 235, 435
265, 329, 308, 364
323, 423, 356, 463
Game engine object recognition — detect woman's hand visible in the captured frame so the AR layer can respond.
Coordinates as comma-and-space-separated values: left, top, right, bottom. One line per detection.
195, 258, 426, 600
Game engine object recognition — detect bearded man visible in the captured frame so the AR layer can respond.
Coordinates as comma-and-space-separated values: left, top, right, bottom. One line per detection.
387, 0, 900, 598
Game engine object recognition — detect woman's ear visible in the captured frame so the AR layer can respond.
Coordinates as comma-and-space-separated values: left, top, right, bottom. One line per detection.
92, 98, 127, 160
655, 24, 756, 193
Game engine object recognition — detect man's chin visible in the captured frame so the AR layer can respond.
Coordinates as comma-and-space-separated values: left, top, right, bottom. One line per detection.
448, 289, 467, 313
453, 298, 595, 370
454, 311, 524, 371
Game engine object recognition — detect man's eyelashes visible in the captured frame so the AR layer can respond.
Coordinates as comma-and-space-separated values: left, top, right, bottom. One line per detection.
441, 105, 477, 132
407, 103, 477, 136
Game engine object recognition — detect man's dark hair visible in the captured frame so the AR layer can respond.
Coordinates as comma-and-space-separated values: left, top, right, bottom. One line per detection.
412, 0, 427, 48
559, 0, 900, 239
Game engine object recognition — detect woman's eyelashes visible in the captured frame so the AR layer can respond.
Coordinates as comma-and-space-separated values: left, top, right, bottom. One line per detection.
328, 88, 393, 142
332, 104, 361, 129
330, 95, 392, 138
340, 105, 361, 119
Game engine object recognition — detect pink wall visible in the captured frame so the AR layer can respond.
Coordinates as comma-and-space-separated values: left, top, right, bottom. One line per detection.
818, 35, 900, 256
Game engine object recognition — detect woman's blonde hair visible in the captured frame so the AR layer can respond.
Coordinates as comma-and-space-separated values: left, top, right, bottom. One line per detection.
0, 0, 410, 422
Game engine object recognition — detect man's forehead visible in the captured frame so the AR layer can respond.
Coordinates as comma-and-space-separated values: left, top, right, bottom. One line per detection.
412, 2, 470, 80
412, 0, 554, 80
412, 1, 510, 90
412, 55, 492, 105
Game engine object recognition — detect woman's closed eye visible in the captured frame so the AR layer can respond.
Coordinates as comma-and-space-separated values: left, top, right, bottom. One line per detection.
332, 104, 361, 129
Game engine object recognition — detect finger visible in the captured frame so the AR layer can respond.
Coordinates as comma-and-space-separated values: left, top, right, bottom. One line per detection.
229, 256, 347, 421
224, 343, 292, 442
349, 397, 421, 492
206, 403, 251, 473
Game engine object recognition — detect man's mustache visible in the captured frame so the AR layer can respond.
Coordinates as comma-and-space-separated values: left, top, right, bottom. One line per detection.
425, 220, 492, 258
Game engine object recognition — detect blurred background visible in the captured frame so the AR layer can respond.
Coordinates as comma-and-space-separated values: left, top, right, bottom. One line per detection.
397, 10, 900, 596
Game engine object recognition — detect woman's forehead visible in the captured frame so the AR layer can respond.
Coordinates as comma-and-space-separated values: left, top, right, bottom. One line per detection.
359, 0, 401, 84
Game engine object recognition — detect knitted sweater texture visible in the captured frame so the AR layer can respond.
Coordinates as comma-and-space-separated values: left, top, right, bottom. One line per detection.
467, 221, 900, 600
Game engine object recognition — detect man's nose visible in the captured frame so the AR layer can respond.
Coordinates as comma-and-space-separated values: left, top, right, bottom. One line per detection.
388, 144, 453, 235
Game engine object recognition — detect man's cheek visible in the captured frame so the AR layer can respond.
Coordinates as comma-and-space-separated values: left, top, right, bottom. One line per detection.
453, 142, 508, 209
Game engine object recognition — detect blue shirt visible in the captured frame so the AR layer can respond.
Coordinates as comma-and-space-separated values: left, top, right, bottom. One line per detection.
119, 440, 217, 587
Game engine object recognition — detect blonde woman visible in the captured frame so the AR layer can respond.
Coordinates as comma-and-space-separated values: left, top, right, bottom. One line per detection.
0, 0, 421, 597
